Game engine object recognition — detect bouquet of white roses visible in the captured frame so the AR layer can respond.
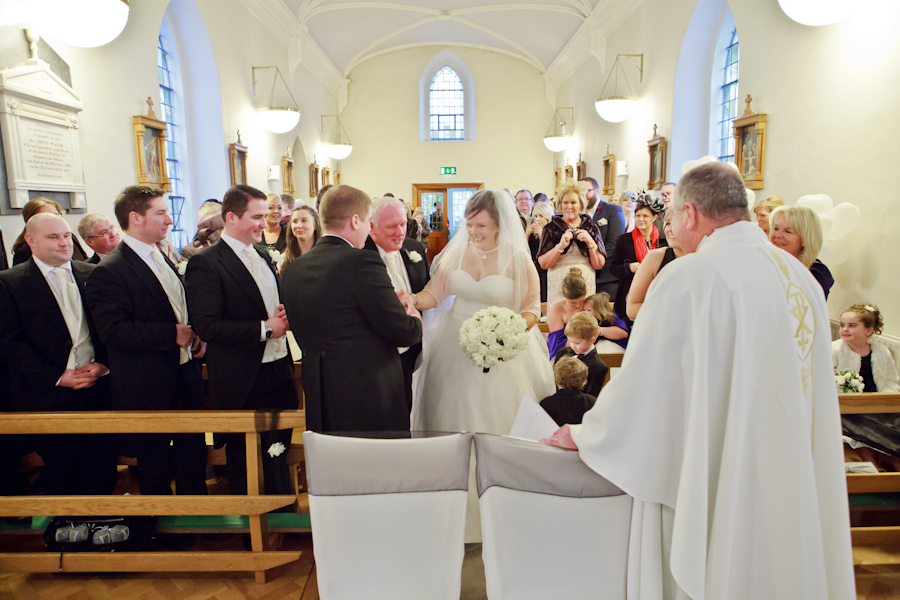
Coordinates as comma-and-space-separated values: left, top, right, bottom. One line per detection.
835, 370, 864, 393
459, 306, 529, 372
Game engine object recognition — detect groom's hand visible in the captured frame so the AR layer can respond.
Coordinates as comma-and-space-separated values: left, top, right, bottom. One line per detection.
267, 304, 290, 338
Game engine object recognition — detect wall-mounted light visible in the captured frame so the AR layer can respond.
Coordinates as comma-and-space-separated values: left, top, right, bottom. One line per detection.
35, 0, 129, 47
252, 66, 300, 134
595, 54, 643, 123
543, 107, 574, 152
778, 0, 852, 26
321, 115, 353, 160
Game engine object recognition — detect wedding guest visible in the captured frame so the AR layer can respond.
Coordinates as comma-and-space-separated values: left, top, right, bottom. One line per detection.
530, 202, 554, 302
157, 238, 181, 265
429, 201, 444, 232
409, 207, 431, 252
12, 198, 90, 265
834, 304, 900, 471
768, 205, 833, 299
753, 195, 784, 235
280, 193, 296, 226
541, 356, 597, 426
583, 292, 628, 352
538, 179, 605, 304
515, 189, 535, 231
198, 199, 222, 221
626, 208, 684, 320
78, 214, 120, 264
533, 192, 549, 205
185, 185, 298, 496
315, 184, 333, 211
552, 311, 608, 397
546, 267, 588, 357
280, 205, 321, 275
181, 210, 224, 261
0, 213, 116, 496
581, 177, 625, 297
260, 193, 287, 252
614, 192, 636, 233
610, 196, 666, 320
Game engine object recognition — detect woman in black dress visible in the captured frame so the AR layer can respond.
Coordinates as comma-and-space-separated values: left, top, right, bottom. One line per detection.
626, 208, 683, 320
609, 195, 666, 321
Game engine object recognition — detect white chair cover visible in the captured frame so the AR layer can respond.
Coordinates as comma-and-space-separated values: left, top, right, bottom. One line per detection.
474, 433, 633, 600
303, 431, 473, 600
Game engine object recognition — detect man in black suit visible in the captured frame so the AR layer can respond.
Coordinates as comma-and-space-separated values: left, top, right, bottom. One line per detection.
283, 185, 423, 433
78, 214, 121, 264
580, 177, 626, 298
363, 197, 430, 412
185, 185, 297, 496
85, 185, 207, 497
0, 213, 116, 495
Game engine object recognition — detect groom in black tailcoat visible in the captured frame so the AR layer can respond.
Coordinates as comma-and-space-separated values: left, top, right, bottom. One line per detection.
363, 197, 429, 412
282, 186, 423, 433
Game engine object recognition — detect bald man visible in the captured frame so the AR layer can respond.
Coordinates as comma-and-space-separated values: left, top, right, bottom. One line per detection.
0, 214, 116, 496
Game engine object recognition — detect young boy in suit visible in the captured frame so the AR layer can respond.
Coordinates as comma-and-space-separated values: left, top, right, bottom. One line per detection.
552, 311, 609, 397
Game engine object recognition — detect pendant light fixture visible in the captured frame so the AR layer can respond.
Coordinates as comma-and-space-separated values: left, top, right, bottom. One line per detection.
543, 107, 574, 152
595, 54, 643, 123
321, 115, 353, 160
35, 0, 129, 48
778, 0, 852, 26
252, 66, 301, 134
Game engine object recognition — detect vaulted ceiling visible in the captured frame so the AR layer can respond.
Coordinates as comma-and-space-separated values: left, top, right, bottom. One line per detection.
282, 0, 609, 77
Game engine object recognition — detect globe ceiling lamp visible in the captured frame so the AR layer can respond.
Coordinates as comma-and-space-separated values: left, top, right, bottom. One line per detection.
778, 0, 852, 26
543, 107, 574, 152
35, 0, 129, 48
595, 54, 643, 123
321, 115, 353, 160
252, 66, 301, 134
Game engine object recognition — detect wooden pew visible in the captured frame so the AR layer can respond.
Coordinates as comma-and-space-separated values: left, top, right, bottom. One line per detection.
0, 410, 306, 583
839, 393, 900, 548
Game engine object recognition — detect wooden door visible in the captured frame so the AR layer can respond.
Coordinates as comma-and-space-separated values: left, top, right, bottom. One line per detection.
413, 183, 484, 263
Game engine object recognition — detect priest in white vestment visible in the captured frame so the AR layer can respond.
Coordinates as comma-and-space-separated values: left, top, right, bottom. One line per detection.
548, 162, 854, 599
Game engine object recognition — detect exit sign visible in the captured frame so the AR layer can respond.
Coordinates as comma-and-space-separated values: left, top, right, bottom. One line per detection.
440, 166, 457, 176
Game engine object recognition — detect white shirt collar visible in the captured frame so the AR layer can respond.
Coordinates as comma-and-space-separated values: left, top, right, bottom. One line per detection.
122, 233, 158, 260
33, 256, 72, 278
220, 232, 253, 256
374, 242, 399, 260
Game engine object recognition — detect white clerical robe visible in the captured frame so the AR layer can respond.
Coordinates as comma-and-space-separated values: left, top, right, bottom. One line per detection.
571, 221, 854, 600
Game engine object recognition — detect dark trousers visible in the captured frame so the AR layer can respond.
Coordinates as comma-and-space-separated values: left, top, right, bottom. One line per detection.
0, 435, 24, 496
399, 344, 422, 414
224, 356, 298, 497
39, 434, 117, 495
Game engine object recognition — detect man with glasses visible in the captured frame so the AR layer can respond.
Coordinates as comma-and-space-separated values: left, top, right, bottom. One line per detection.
78, 215, 120, 264
579, 177, 625, 298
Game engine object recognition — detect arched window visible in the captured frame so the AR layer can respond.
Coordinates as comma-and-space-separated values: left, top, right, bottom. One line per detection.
157, 33, 189, 248
715, 28, 739, 162
429, 67, 465, 141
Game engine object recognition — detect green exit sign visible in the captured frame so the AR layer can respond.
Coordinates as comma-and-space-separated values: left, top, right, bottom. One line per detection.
440, 166, 457, 176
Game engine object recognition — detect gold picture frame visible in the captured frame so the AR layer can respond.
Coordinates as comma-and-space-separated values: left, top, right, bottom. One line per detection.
554, 162, 563, 192
576, 153, 586, 181
334, 169, 341, 186
602, 145, 616, 195
309, 163, 320, 198
132, 97, 170, 191
322, 166, 331, 187
647, 124, 667, 191
564, 162, 574, 180
229, 131, 248, 187
732, 95, 766, 190
282, 155, 294, 196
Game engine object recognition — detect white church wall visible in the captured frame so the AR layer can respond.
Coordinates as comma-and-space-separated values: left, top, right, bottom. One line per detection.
0, 0, 337, 256
338, 46, 553, 199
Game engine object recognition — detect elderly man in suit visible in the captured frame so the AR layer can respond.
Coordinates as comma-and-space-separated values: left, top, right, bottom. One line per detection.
185, 184, 298, 497
283, 185, 422, 433
580, 176, 626, 298
0, 213, 116, 495
363, 196, 430, 411
85, 185, 207, 497
78, 214, 121, 264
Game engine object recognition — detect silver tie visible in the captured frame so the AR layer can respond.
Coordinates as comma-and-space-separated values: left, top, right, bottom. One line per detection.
151, 248, 191, 364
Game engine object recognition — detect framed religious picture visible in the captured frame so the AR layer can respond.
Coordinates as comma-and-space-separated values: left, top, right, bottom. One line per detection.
576, 153, 586, 181
132, 97, 170, 191
564, 162, 574, 180
229, 131, 248, 187
732, 95, 766, 190
647, 124, 667, 191
554, 163, 563, 191
282, 155, 294, 196
602, 145, 616, 195
322, 166, 331, 186
309, 163, 320, 197
334, 169, 341, 186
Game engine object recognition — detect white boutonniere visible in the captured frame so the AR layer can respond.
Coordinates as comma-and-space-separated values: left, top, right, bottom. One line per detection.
176, 260, 188, 276
267, 442, 286, 457
407, 250, 422, 263
598, 218, 608, 226
268, 248, 285, 269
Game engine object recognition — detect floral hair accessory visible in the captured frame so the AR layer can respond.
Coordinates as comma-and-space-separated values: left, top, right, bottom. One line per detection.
865, 305, 876, 313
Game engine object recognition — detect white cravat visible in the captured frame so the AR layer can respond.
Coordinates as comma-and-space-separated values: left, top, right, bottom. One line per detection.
385, 251, 411, 294
242, 246, 287, 363
151, 247, 191, 365
49, 267, 94, 369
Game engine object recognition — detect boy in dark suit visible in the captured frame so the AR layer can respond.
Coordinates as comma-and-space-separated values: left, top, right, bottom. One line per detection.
541, 356, 597, 426
552, 312, 609, 397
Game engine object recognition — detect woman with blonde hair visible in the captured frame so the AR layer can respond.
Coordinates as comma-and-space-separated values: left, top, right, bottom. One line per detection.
583, 292, 628, 352
529, 201, 554, 301
768, 204, 833, 299
546, 267, 589, 356
613, 192, 636, 233
260, 192, 287, 252
537, 179, 605, 304
753, 194, 784, 234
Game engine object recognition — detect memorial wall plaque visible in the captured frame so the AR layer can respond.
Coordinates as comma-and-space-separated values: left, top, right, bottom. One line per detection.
0, 55, 85, 211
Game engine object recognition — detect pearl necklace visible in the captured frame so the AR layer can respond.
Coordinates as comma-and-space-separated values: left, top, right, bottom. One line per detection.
478, 245, 500, 260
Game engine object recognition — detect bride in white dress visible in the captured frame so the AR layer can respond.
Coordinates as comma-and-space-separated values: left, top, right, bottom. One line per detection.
410, 190, 555, 541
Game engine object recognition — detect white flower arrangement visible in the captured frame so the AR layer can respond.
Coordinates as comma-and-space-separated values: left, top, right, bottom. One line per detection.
176, 260, 188, 276
268, 248, 285, 270
459, 306, 529, 372
267, 442, 286, 457
406, 250, 423, 263
835, 370, 864, 394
